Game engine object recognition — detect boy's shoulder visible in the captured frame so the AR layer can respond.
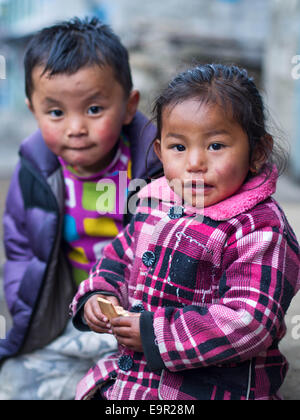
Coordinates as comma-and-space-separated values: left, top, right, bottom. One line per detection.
124, 111, 161, 179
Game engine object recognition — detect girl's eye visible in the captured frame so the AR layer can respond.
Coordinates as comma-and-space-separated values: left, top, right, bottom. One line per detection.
209, 143, 223, 151
49, 109, 63, 118
88, 106, 103, 115
173, 144, 186, 152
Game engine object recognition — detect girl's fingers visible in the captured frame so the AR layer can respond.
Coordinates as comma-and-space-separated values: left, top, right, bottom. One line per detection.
115, 336, 133, 348
87, 323, 108, 334
110, 316, 135, 327
111, 326, 132, 338
91, 298, 108, 322
86, 317, 111, 333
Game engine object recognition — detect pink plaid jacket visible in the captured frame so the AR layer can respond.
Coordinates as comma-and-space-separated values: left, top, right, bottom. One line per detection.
72, 168, 300, 400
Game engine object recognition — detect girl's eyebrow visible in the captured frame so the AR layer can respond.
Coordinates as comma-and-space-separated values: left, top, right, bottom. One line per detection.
203, 129, 229, 137
165, 129, 229, 140
165, 133, 187, 141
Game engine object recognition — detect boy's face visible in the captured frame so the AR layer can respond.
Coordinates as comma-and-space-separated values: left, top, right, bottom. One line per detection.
27, 65, 139, 176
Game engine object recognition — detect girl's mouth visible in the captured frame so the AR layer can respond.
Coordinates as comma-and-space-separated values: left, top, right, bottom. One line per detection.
184, 180, 213, 190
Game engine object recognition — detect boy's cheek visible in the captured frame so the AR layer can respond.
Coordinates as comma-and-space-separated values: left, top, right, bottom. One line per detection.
96, 123, 121, 144
95, 113, 125, 142
41, 125, 63, 153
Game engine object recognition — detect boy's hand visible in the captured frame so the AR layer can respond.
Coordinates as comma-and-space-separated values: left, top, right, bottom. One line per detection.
84, 294, 120, 334
111, 314, 143, 353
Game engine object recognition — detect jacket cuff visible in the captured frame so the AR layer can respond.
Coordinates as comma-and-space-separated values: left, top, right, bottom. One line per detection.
140, 311, 165, 372
72, 292, 100, 331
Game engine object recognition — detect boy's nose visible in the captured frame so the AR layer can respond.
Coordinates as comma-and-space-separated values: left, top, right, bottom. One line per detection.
67, 117, 88, 137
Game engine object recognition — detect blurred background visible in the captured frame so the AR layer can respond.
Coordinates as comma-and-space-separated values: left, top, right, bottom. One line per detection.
0, 0, 300, 399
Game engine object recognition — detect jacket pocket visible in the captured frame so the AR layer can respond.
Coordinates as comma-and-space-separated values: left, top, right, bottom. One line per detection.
159, 362, 252, 400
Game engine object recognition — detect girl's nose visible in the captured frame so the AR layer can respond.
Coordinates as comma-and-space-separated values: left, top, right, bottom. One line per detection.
187, 151, 207, 173
67, 116, 88, 137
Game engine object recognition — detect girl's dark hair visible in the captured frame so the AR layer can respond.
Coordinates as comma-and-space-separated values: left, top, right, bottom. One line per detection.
24, 16, 133, 100
152, 63, 288, 177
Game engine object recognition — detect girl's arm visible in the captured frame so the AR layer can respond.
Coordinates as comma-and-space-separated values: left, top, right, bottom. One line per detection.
71, 216, 136, 328
140, 226, 300, 372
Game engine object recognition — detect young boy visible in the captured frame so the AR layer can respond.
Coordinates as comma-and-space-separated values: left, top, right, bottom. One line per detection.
0, 17, 161, 400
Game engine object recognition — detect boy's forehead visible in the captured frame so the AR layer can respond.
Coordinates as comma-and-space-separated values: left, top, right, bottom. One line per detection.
31, 63, 123, 96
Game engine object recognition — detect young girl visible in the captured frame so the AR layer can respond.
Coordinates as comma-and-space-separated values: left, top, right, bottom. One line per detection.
72, 64, 300, 400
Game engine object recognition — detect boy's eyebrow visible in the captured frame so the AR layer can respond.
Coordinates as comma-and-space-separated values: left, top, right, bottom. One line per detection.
41, 91, 106, 107
43, 97, 62, 106
84, 91, 107, 101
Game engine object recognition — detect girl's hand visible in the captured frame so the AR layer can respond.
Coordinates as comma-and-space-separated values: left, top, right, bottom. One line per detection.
111, 314, 143, 353
84, 294, 120, 334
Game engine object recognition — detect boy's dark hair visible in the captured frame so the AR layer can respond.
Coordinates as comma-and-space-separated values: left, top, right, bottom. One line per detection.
24, 16, 133, 101
152, 63, 288, 177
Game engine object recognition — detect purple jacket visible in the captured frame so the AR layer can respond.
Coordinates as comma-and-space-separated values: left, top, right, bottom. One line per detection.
1, 111, 161, 361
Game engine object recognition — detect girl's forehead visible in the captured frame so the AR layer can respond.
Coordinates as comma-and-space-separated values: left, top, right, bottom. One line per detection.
162, 99, 235, 126
160, 99, 249, 142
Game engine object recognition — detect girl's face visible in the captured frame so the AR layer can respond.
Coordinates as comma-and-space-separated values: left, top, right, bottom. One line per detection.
155, 99, 251, 208
27, 64, 139, 176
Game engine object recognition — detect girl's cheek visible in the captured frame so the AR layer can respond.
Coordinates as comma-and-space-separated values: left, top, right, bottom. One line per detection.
162, 163, 179, 182
215, 162, 238, 178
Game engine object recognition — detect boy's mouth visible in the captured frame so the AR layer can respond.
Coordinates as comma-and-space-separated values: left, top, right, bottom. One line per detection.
66, 144, 94, 151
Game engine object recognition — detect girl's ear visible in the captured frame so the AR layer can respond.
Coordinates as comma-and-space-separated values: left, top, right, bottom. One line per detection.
153, 139, 162, 162
250, 134, 274, 174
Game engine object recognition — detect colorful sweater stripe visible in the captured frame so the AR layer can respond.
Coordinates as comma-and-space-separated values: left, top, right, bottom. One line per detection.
59, 135, 132, 285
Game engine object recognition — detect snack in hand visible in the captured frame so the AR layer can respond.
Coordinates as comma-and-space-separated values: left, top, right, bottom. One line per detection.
97, 297, 129, 321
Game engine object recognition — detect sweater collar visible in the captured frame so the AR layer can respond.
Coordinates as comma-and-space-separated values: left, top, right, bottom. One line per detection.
138, 166, 278, 221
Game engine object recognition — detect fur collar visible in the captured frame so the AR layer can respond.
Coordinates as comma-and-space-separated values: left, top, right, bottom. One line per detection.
138, 167, 278, 221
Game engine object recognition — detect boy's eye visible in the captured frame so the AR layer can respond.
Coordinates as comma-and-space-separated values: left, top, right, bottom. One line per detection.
49, 109, 63, 118
88, 106, 103, 115
209, 143, 223, 151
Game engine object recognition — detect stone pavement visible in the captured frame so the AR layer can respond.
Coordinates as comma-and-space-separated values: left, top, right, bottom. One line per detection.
0, 174, 300, 399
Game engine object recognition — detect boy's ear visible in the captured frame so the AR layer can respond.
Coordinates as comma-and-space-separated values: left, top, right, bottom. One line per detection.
25, 98, 34, 114
250, 134, 274, 174
124, 90, 140, 125
153, 139, 162, 162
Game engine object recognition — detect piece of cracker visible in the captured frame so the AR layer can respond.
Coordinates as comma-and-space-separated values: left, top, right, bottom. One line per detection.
97, 297, 129, 321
